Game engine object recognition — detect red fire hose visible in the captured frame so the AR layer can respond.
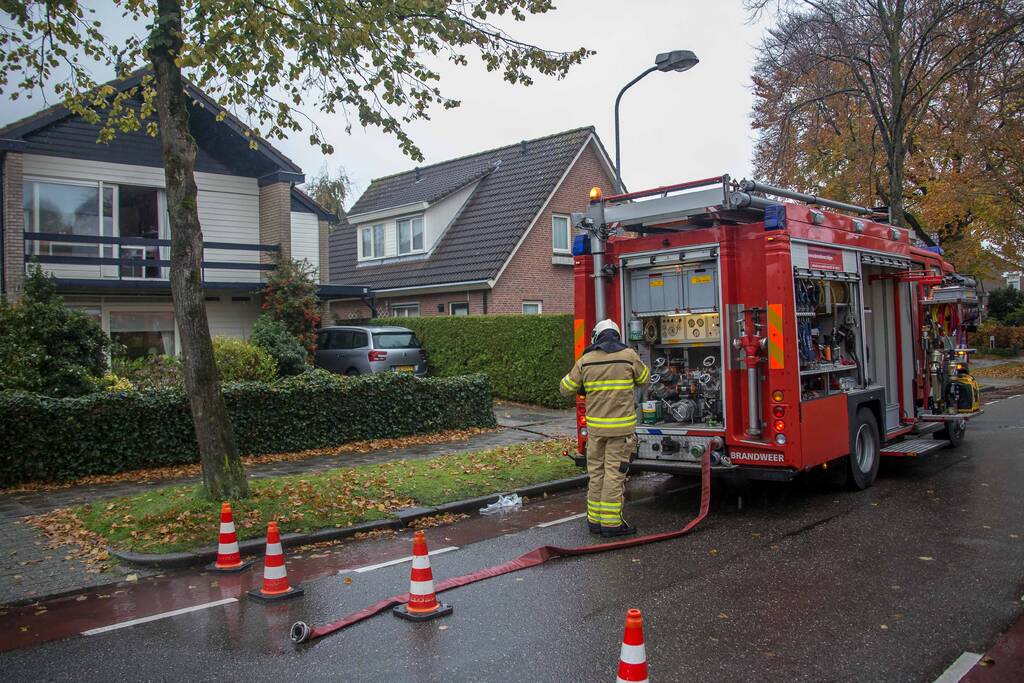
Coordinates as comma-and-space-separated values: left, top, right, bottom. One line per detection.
290, 448, 712, 644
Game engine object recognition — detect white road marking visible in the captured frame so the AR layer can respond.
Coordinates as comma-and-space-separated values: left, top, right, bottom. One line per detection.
932, 651, 982, 683
986, 400, 1000, 405
348, 546, 459, 574
81, 598, 237, 636
535, 512, 588, 528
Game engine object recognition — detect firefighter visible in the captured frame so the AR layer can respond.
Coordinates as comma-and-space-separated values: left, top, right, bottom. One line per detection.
560, 319, 649, 536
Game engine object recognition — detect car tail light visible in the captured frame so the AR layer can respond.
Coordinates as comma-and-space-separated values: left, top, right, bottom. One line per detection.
773, 419, 786, 432
772, 405, 785, 418
772, 390, 784, 402
368, 350, 387, 362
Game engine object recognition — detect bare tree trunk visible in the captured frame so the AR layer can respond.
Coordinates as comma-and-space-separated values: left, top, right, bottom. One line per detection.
888, 135, 907, 228
149, 0, 248, 499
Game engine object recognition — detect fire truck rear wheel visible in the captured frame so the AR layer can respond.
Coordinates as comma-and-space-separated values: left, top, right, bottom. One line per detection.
848, 408, 880, 490
938, 419, 966, 447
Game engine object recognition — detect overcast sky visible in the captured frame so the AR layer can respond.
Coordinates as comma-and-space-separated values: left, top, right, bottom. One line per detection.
1, 1, 770, 206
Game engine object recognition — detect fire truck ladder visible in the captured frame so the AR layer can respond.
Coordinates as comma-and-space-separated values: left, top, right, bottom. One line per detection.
592, 176, 886, 234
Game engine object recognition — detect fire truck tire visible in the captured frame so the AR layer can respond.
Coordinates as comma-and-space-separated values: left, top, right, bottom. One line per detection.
938, 419, 966, 447
848, 408, 880, 490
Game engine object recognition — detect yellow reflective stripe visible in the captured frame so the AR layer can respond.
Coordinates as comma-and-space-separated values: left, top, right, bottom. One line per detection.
594, 501, 621, 509
584, 379, 635, 387
561, 376, 579, 389
586, 415, 638, 425
636, 367, 650, 385
585, 385, 635, 393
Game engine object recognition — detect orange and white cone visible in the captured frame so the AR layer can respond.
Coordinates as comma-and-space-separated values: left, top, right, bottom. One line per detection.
616, 608, 649, 683
247, 521, 304, 602
206, 502, 253, 573
393, 530, 453, 621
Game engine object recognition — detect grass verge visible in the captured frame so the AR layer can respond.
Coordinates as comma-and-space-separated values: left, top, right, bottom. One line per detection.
76, 439, 577, 554
973, 361, 1024, 379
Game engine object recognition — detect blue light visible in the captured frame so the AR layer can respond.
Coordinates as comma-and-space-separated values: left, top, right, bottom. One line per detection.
764, 203, 786, 230
926, 245, 945, 255
572, 233, 590, 256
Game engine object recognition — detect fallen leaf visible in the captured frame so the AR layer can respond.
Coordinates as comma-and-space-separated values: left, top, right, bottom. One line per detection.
437, 624, 448, 631
918, 556, 934, 561
880, 624, 888, 630
75, 595, 87, 602
709, 549, 719, 556
126, 574, 138, 583
342, 577, 353, 585
980, 657, 995, 667
20, 626, 29, 632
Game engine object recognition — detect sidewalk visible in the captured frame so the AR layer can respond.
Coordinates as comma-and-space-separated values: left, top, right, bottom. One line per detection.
0, 404, 573, 606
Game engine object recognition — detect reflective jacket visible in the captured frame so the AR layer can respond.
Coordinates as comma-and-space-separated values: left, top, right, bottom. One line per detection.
559, 347, 649, 436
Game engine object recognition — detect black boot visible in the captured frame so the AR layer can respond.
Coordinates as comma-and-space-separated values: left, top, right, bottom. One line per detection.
587, 521, 602, 535
601, 521, 637, 537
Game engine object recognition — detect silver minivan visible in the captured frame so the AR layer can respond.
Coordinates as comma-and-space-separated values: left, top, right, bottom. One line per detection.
314, 325, 427, 376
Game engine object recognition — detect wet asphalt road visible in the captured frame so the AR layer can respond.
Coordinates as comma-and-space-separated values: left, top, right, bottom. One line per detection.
2, 391, 1023, 682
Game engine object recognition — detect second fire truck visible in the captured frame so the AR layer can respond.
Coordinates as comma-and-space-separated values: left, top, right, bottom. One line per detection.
570, 175, 982, 489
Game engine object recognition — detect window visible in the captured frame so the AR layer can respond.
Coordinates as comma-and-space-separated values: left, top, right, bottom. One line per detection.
522, 301, 543, 315
373, 332, 421, 349
398, 216, 424, 255
359, 223, 388, 259
109, 310, 176, 359
349, 331, 368, 348
391, 303, 420, 317
24, 179, 167, 278
450, 302, 469, 316
118, 185, 164, 279
360, 228, 372, 259
552, 214, 571, 254
24, 180, 102, 257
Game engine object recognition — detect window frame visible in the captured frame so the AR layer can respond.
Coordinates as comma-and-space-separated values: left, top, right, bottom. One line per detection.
449, 301, 469, 316
397, 215, 425, 255
522, 300, 543, 315
390, 303, 420, 318
551, 213, 571, 254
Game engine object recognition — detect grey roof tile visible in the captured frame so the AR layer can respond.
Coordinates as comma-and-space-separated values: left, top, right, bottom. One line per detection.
329, 126, 595, 290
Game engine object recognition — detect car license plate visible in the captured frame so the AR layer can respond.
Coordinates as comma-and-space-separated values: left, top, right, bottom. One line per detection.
395, 365, 415, 373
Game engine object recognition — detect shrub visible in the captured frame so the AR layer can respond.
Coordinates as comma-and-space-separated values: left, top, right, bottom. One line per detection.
988, 287, 1024, 323
250, 314, 308, 376
0, 264, 114, 396
211, 337, 278, 383
261, 257, 321, 356
370, 314, 574, 407
972, 320, 1024, 351
95, 373, 134, 392
0, 373, 495, 486
113, 354, 184, 390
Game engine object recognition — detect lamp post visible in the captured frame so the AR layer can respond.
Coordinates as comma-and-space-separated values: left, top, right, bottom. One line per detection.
613, 50, 699, 191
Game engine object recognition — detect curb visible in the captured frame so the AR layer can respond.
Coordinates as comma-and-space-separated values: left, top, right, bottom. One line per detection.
109, 474, 589, 569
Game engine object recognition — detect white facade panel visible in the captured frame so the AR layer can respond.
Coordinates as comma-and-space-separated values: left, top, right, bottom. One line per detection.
290, 211, 320, 276
425, 181, 476, 250
206, 298, 261, 339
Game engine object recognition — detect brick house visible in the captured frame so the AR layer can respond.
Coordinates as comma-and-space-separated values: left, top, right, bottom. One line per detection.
0, 72, 368, 358
327, 126, 617, 319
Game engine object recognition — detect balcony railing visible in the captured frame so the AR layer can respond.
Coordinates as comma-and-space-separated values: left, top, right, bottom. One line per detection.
23, 232, 278, 282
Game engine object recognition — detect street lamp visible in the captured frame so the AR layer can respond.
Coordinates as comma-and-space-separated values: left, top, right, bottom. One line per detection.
614, 50, 699, 190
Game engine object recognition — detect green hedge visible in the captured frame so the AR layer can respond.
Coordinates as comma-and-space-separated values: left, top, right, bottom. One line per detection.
0, 371, 495, 487
371, 314, 574, 407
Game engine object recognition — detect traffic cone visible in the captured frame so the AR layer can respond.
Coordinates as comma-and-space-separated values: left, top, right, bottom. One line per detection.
247, 521, 304, 602
616, 608, 649, 683
206, 502, 253, 573
393, 530, 453, 621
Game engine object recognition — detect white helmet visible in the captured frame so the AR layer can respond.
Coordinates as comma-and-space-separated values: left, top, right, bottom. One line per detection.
592, 319, 620, 342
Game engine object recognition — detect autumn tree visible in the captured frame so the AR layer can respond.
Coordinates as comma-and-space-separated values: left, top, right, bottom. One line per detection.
747, 0, 1024, 232
1, 0, 590, 500
305, 165, 352, 227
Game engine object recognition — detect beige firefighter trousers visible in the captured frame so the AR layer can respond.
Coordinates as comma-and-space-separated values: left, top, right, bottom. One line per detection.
586, 435, 635, 528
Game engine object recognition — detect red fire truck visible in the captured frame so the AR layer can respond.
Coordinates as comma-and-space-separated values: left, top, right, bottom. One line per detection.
569, 175, 982, 489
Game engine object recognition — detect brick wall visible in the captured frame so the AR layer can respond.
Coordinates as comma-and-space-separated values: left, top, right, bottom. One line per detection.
2, 152, 24, 302
259, 182, 291, 267
318, 219, 330, 284
489, 141, 615, 314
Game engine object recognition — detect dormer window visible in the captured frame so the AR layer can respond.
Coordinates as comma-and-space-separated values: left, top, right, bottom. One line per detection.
398, 216, 424, 255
